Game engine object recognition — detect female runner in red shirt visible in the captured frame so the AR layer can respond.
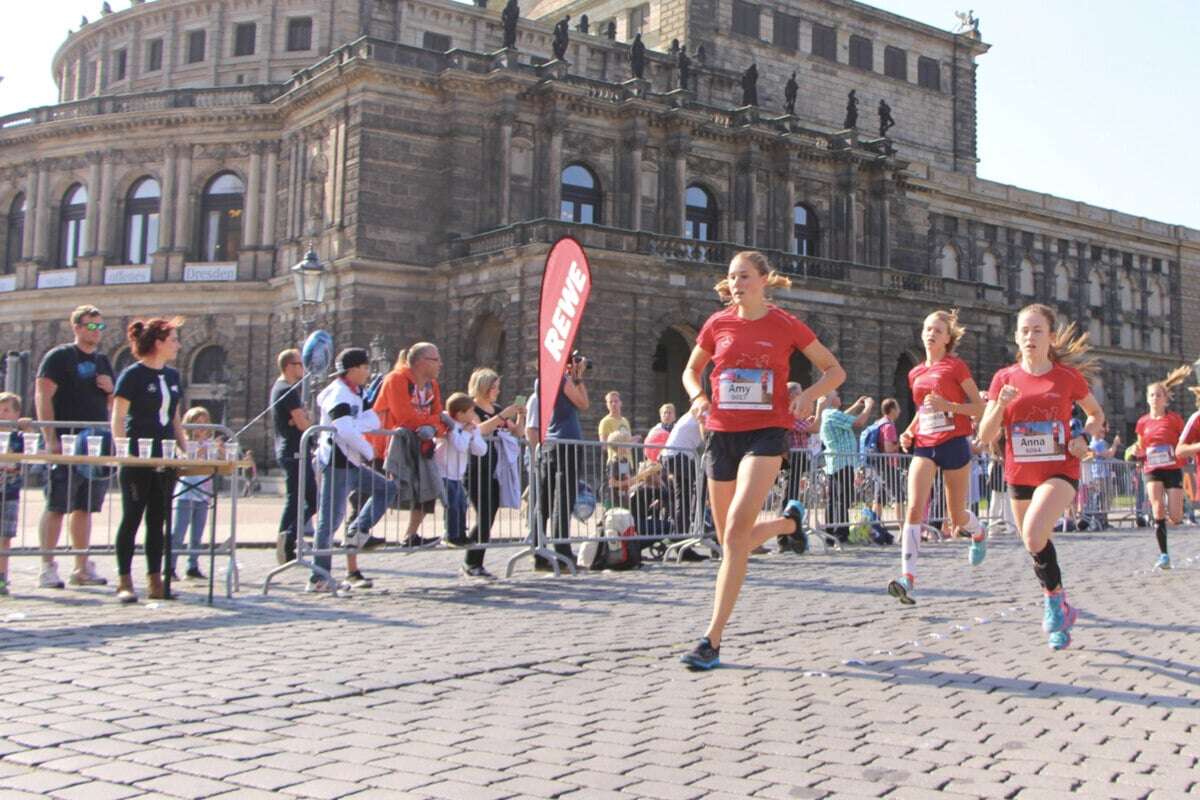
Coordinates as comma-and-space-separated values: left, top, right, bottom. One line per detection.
1178, 385, 1200, 519
888, 310, 986, 605
978, 304, 1105, 651
1134, 365, 1192, 570
679, 251, 845, 670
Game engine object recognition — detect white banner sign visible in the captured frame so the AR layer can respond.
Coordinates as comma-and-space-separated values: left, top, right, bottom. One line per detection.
183, 263, 237, 282
104, 266, 152, 285
0, 275, 16, 293
36, 270, 77, 289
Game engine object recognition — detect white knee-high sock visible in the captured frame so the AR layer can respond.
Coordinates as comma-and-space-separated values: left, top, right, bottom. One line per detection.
901, 523, 921, 579
963, 511, 983, 541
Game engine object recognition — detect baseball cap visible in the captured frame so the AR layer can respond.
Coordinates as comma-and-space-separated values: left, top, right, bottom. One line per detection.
333, 347, 370, 375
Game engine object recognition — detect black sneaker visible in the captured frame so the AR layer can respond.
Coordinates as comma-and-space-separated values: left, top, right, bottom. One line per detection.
461, 564, 496, 580
680, 637, 720, 670
402, 535, 439, 549
679, 548, 708, 562
185, 567, 205, 580
346, 570, 374, 589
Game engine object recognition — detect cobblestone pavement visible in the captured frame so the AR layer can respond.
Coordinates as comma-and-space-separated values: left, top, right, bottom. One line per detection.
0, 524, 1197, 799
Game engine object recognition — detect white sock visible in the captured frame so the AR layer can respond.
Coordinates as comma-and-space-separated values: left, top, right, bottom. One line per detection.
901, 523, 921, 579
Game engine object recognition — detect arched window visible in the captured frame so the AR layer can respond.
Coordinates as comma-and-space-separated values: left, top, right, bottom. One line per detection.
980, 251, 998, 286
1088, 270, 1104, 307
1118, 274, 1134, 311
472, 314, 506, 370
560, 164, 601, 224
1087, 316, 1103, 348
939, 243, 959, 280
651, 327, 693, 417
59, 184, 88, 267
684, 185, 717, 241
1150, 328, 1162, 354
190, 345, 229, 425
199, 173, 244, 262
1120, 322, 1133, 350
191, 345, 228, 384
1054, 263, 1070, 302
4, 193, 25, 274
793, 204, 818, 256
1019, 258, 1035, 296
124, 177, 161, 265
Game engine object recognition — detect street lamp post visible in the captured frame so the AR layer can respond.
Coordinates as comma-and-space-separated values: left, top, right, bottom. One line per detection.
291, 243, 327, 407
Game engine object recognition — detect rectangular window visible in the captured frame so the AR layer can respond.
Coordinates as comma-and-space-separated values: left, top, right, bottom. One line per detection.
146, 39, 163, 72
422, 32, 451, 52
1091, 246, 1102, 262
186, 30, 206, 64
848, 35, 872, 70
628, 4, 650, 38
234, 22, 257, 56
884, 45, 906, 79
811, 23, 837, 61
114, 48, 128, 81
917, 56, 941, 89
731, 0, 759, 38
773, 12, 799, 51
287, 17, 313, 51
84, 61, 98, 94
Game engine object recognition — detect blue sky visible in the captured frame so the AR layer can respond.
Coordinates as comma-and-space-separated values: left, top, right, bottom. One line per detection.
2, 0, 1196, 228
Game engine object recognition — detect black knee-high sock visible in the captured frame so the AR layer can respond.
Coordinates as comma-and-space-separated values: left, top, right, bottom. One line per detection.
1032, 540, 1062, 593
1154, 518, 1168, 555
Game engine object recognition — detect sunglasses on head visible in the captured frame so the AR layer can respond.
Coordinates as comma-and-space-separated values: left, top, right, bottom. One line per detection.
80, 322, 106, 331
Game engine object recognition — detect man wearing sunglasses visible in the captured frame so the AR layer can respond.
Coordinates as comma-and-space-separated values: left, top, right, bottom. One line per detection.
34, 304, 115, 589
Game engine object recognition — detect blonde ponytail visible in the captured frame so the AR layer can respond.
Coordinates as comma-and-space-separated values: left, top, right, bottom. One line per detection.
714, 250, 792, 303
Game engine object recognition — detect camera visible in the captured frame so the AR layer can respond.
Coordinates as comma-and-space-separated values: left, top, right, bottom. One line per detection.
570, 350, 592, 371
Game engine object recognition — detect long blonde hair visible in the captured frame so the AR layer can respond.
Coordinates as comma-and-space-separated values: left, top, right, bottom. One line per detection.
1018, 304, 1099, 380
1148, 364, 1193, 397
1189, 385, 1200, 409
714, 251, 792, 304
926, 309, 966, 354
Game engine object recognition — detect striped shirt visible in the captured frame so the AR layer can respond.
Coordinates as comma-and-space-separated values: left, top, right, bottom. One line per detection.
820, 408, 859, 474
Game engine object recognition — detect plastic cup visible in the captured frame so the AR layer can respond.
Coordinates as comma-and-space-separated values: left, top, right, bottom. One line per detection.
0, 437, 9, 454
61, 434, 77, 455
224, 441, 239, 462
86, 435, 103, 457
23, 434, 39, 455
113, 437, 130, 457
137, 438, 154, 459
205, 441, 220, 460
185, 440, 201, 460
161, 440, 177, 460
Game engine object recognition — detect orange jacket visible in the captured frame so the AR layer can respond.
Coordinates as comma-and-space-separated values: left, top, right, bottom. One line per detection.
369, 367, 446, 460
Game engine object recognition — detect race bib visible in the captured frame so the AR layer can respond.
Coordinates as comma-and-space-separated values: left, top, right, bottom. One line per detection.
918, 405, 955, 435
1010, 421, 1067, 463
1147, 444, 1175, 468
717, 369, 773, 411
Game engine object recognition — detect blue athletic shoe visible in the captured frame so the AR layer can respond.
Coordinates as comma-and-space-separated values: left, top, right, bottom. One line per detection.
783, 501, 807, 553
680, 637, 720, 670
887, 574, 916, 606
968, 532, 987, 567
1155, 554, 1172, 570
1042, 590, 1077, 633
1048, 629, 1071, 650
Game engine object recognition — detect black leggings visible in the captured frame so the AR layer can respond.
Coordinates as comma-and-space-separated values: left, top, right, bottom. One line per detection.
466, 474, 501, 568
116, 468, 177, 577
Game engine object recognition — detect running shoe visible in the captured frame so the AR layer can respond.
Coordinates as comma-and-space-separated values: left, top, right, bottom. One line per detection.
306, 577, 348, 594
1042, 590, 1078, 633
1048, 629, 1071, 650
39, 563, 65, 589
1154, 554, 1172, 570
70, 560, 108, 586
346, 570, 374, 589
680, 637, 720, 670
783, 501, 808, 554
461, 564, 496, 580
402, 535, 439, 549
967, 532, 987, 567
887, 574, 916, 606
186, 567, 205, 580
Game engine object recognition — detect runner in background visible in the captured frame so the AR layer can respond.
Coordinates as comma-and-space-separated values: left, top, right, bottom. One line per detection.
1178, 383, 1200, 524
978, 304, 1104, 650
1134, 365, 1192, 570
678, 251, 845, 670
888, 310, 985, 606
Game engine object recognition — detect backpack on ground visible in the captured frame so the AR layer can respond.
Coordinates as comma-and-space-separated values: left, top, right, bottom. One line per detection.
579, 508, 642, 571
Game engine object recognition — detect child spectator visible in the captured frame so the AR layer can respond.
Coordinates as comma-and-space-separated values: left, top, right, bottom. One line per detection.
0, 393, 24, 596
169, 407, 213, 581
435, 392, 486, 552
606, 430, 635, 508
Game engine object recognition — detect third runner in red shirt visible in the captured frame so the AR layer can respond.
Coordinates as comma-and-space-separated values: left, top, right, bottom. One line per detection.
1134, 365, 1193, 570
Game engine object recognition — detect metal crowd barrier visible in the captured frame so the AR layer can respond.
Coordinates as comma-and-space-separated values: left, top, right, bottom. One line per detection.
0, 419, 244, 602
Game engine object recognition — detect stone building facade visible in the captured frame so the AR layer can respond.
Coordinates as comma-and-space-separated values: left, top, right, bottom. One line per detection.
0, 0, 1197, 458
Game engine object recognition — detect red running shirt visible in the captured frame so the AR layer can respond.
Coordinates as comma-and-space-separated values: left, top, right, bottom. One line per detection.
697, 305, 816, 433
988, 362, 1090, 486
908, 355, 974, 447
1135, 412, 1185, 473
1181, 411, 1200, 468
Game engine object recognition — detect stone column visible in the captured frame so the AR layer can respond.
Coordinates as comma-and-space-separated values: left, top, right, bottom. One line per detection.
75, 56, 87, 100
496, 106, 514, 226
97, 156, 114, 258
244, 145, 262, 248
332, 109, 348, 228
33, 165, 50, 263
21, 166, 38, 260
783, 173, 796, 252
174, 145, 193, 255
95, 38, 108, 96
736, 151, 760, 246
262, 143, 279, 247
543, 115, 565, 219
667, 134, 689, 236
624, 126, 646, 231
834, 158, 858, 262
160, 145, 177, 250
85, 156, 101, 256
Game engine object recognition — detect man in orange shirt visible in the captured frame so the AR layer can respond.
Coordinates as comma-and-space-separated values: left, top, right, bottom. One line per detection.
371, 342, 447, 548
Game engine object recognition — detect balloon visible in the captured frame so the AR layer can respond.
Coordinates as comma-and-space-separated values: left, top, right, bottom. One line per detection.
301, 330, 334, 376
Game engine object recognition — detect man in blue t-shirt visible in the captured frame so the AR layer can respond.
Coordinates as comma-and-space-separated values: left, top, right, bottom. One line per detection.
532, 356, 589, 570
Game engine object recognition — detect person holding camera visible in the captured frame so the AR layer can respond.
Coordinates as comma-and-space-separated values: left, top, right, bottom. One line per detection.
532, 351, 590, 570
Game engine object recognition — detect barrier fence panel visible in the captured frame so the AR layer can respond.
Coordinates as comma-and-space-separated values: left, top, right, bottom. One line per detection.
0, 419, 245, 602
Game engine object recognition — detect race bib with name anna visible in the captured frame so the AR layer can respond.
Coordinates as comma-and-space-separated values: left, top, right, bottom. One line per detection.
1011, 420, 1067, 463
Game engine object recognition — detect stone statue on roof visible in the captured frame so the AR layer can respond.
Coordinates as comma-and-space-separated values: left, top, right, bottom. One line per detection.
500, 0, 520, 49
552, 16, 570, 60
843, 90, 858, 129
784, 71, 798, 115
